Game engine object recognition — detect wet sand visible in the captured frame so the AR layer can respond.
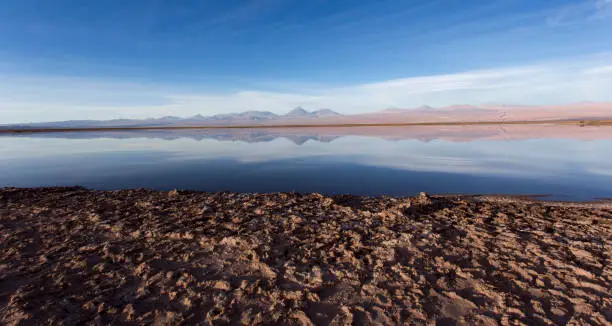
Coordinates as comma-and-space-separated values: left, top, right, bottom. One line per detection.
1, 188, 610, 325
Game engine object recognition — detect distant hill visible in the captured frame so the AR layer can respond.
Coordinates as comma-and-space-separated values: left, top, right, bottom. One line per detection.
312, 109, 342, 117
285, 107, 310, 117
285, 107, 342, 118
211, 110, 279, 121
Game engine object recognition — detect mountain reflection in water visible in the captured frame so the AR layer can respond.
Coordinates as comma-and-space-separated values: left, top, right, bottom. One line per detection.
1, 125, 611, 201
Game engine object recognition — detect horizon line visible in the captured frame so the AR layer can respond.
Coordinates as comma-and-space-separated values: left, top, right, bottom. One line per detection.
2, 119, 611, 135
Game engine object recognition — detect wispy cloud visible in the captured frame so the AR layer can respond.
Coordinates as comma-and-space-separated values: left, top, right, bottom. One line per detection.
593, 0, 612, 19
583, 64, 612, 75
546, 0, 612, 27
1, 55, 612, 123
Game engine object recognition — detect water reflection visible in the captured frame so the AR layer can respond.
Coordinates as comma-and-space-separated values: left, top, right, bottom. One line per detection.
1, 126, 611, 201
4, 124, 612, 144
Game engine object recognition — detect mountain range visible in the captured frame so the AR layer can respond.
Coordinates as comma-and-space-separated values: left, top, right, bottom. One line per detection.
2, 103, 611, 129
1, 107, 343, 129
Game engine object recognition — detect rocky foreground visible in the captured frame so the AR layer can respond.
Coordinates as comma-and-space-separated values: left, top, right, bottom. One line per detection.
1, 188, 610, 325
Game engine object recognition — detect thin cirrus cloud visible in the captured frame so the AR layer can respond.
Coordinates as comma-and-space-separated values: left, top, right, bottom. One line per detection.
547, 0, 612, 26
1, 55, 612, 124
583, 65, 612, 75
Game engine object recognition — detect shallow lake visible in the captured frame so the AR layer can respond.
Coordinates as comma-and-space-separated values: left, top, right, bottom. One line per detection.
1, 126, 611, 201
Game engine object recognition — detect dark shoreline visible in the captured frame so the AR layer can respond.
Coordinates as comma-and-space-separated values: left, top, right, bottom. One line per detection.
1, 119, 611, 134
5, 187, 612, 206
1, 187, 610, 325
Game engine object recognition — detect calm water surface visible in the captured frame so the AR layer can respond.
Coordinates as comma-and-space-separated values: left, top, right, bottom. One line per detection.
1, 128, 611, 201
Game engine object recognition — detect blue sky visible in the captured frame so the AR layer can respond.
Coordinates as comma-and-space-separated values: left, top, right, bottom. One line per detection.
1, 0, 612, 123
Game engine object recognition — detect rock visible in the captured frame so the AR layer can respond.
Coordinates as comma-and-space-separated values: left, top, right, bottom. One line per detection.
122, 304, 135, 321
2, 187, 610, 326
329, 306, 353, 326
415, 192, 432, 205
213, 280, 231, 291
289, 310, 314, 326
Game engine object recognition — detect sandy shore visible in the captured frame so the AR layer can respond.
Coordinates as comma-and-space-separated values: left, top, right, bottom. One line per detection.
1, 188, 610, 325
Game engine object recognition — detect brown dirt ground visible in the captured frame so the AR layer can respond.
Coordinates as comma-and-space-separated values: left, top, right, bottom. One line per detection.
1, 187, 610, 325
